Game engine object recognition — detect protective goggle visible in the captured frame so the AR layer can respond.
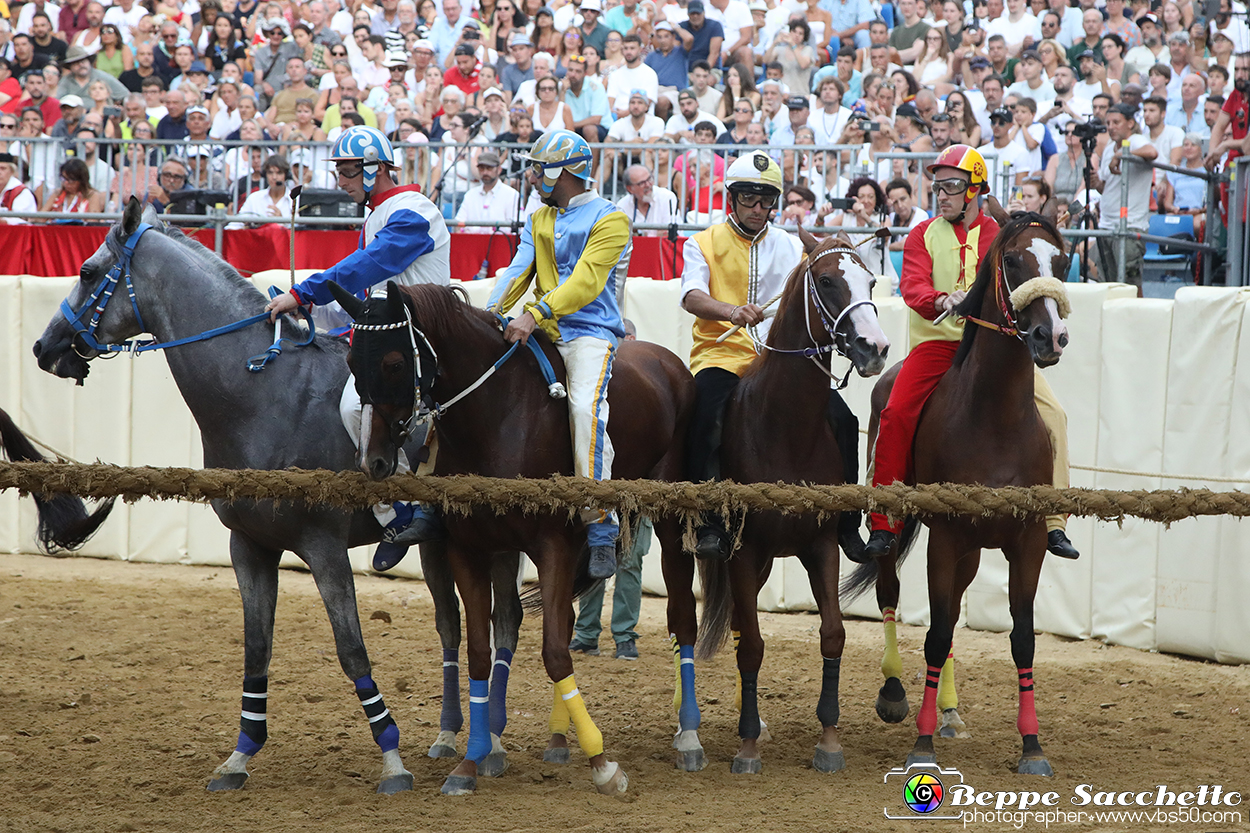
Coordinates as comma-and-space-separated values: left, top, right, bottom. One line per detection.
933, 177, 974, 196
733, 192, 779, 209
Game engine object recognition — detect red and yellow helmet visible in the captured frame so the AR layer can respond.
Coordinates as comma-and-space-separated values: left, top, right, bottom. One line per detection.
926, 144, 990, 200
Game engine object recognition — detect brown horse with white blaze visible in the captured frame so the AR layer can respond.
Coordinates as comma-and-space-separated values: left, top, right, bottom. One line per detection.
695, 232, 890, 775
843, 210, 1072, 776
329, 280, 701, 795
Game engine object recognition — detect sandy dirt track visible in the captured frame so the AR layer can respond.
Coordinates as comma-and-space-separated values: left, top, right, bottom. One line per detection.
0, 553, 1247, 833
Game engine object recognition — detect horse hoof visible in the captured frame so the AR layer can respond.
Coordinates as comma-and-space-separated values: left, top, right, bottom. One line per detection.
876, 678, 910, 724
906, 751, 938, 768
813, 747, 845, 773
675, 749, 707, 772
428, 730, 458, 759
206, 772, 248, 792
377, 773, 414, 795
1018, 756, 1054, 777
938, 708, 971, 739
543, 747, 570, 764
480, 751, 508, 778
440, 774, 477, 796
592, 763, 629, 796
731, 756, 763, 775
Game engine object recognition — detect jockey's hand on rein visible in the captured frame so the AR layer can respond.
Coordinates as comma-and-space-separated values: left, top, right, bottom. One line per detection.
265, 291, 300, 323
730, 304, 765, 327
505, 310, 537, 345
939, 290, 967, 314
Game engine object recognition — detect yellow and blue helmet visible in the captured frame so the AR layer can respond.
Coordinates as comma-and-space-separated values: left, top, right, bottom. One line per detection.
329, 125, 396, 193
524, 129, 594, 196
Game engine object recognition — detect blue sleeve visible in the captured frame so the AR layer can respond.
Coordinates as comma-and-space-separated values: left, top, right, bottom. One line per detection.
296, 208, 437, 305
487, 213, 538, 311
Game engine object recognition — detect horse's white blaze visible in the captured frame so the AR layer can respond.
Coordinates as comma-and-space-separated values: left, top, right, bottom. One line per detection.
1043, 297, 1067, 355
834, 253, 890, 354
1026, 237, 1062, 279
358, 403, 373, 472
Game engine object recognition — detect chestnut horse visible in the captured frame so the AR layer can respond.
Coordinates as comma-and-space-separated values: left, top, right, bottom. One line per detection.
843, 211, 1071, 776
695, 233, 890, 775
329, 281, 699, 795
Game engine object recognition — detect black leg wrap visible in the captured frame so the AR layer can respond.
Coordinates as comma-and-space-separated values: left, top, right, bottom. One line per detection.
826, 389, 860, 486
238, 675, 268, 753
738, 671, 760, 740
816, 657, 841, 728
357, 685, 400, 751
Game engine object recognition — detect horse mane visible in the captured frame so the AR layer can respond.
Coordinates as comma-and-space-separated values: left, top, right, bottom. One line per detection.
402, 283, 505, 344
106, 220, 266, 303
951, 211, 1060, 368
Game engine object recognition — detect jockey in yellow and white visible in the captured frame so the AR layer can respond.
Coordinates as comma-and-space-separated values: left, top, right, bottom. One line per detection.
487, 129, 632, 580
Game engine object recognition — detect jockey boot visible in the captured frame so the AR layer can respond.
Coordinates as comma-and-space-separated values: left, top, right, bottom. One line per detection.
1046, 529, 1080, 559
373, 504, 446, 572
837, 511, 868, 564
860, 529, 896, 562
588, 544, 617, 579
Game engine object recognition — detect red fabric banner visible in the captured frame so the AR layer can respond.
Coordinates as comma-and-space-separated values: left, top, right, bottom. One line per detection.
1, 224, 688, 281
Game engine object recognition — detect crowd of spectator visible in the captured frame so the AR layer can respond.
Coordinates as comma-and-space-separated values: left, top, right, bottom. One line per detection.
0, 0, 1245, 281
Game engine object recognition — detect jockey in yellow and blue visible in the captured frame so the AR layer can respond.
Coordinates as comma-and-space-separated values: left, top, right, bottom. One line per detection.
487, 129, 632, 580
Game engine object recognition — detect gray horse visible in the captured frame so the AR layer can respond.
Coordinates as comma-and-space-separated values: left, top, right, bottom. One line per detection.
31, 199, 522, 793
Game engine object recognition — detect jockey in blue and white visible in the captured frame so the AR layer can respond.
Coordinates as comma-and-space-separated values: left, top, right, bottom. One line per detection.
265, 125, 451, 571
487, 129, 632, 580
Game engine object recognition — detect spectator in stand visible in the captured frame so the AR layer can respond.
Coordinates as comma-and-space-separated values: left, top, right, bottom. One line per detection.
1206, 95, 1226, 133
679, 1, 723, 73
230, 153, 292, 228
454, 150, 520, 237
156, 88, 188, 139
70, 2, 107, 57
777, 183, 816, 228
94, 24, 133, 80
267, 56, 317, 125
109, 120, 158, 208
886, 177, 929, 254
445, 44, 481, 95
1101, 0, 1141, 49
717, 96, 754, 150
58, 45, 127, 102
604, 88, 665, 175
12, 106, 59, 202
31, 13, 69, 65
1007, 173, 1053, 213
254, 19, 302, 109
1044, 121, 1086, 204
478, 86, 513, 139
10, 35, 50, 78
1090, 102, 1157, 287
890, 0, 930, 65
1009, 96, 1044, 174
501, 32, 536, 93
979, 105, 1029, 181
48, 92, 85, 137
119, 40, 159, 93
0, 152, 38, 222
671, 119, 724, 219
765, 19, 815, 97
205, 16, 251, 74
1167, 72, 1210, 136
647, 21, 690, 117
617, 162, 679, 229
40, 155, 105, 215
756, 77, 785, 139
563, 55, 609, 142
15, 71, 62, 127
1143, 94, 1185, 165
772, 93, 809, 147
1158, 133, 1209, 237
665, 87, 723, 142
714, 61, 758, 121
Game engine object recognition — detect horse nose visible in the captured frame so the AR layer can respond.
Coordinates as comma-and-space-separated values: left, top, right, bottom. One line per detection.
854, 334, 889, 360
368, 457, 391, 481
32, 339, 43, 359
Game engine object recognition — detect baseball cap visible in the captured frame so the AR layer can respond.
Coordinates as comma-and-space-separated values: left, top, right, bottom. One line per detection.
1019, 48, 1041, 62
748, 0, 767, 10
786, 94, 809, 109
896, 102, 925, 124
1076, 48, 1098, 60
968, 56, 990, 69
989, 106, 1013, 122
654, 20, 674, 31
1138, 13, 1158, 26
413, 38, 435, 52
688, 0, 704, 12
581, 0, 602, 11
477, 151, 501, 166
288, 148, 313, 167
59, 94, 84, 108
509, 31, 532, 47
628, 88, 650, 102
188, 60, 208, 74
184, 144, 213, 158
1109, 102, 1138, 119
454, 43, 475, 56
678, 88, 696, 101
483, 87, 505, 99
186, 105, 210, 118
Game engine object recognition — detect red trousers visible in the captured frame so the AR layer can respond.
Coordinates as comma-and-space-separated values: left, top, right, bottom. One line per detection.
870, 339, 959, 534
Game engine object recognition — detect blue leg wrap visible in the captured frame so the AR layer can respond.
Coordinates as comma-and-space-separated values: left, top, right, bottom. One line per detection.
489, 648, 512, 738
235, 675, 268, 756
440, 649, 463, 733
738, 671, 760, 740
816, 656, 841, 728
678, 645, 701, 732
587, 520, 620, 549
465, 678, 491, 765
387, 501, 414, 530
355, 675, 400, 753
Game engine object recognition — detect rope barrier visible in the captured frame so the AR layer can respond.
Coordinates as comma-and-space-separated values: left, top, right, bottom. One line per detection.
2, 460, 1248, 525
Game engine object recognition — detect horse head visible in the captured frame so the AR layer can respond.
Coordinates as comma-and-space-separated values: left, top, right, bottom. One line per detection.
33, 198, 163, 384
330, 279, 430, 480
957, 210, 1070, 368
802, 232, 890, 378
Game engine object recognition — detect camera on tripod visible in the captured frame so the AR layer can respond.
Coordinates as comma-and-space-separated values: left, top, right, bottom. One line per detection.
1071, 118, 1107, 143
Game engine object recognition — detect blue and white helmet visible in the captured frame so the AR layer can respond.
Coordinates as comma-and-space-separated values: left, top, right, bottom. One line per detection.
329, 125, 396, 193
524, 129, 594, 196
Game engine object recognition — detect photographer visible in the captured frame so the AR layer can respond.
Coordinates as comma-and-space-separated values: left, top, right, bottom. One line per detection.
1089, 102, 1157, 289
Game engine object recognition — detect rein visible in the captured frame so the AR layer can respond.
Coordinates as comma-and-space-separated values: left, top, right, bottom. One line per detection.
960, 221, 1060, 343
60, 223, 315, 371
747, 245, 877, 390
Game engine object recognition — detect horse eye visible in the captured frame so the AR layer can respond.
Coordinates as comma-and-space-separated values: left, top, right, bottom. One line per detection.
819, 277, 832, 288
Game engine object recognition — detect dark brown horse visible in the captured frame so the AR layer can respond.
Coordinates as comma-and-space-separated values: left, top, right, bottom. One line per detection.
329, 281, 699, 795
695, 233, 889, 775
843, 210, 1071, 776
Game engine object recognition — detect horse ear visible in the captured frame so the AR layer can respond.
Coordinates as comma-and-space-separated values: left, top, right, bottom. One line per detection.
1041, 196, 1060, 224
122, 197, 144, 235
984, 193, 1010, 226
798, 227, 820, 254
835, 230, 855, 248
385, 282, 407, 320
327, 281, 366, 321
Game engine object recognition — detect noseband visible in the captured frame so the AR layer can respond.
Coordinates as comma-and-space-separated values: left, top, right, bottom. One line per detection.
961, 222, 1068, 342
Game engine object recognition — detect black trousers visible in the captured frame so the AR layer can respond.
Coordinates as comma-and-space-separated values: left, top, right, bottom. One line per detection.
685, 366, 860, 490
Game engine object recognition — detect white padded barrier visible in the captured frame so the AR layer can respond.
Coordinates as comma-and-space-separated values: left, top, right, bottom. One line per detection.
5, 273, 1250, 663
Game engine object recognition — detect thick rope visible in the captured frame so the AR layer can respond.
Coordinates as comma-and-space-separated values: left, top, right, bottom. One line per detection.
1, 461, 1248, 526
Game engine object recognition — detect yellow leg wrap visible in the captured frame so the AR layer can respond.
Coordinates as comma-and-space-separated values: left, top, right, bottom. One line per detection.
549, 682, 570, 736
555, 674, 604, 758
670, 633, 682, 713
732, 630, 743, 712
881, 607, 903, 680
937, 653, 958, 712
1034, 369, 1069, 534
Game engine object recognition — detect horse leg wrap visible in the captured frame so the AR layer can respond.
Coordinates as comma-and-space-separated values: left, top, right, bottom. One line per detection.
732, 630, 743, 711
677, 644, 700, 732
235, 675, 268, 756
1017, 667, 1039, 737
555, 675, 604, 758
465, 678, 491, 764
881, 608, 903, 681
816, 656, 841, 728
916, 665, 942, 738
670, 634, 682, 713
489, 647, 512, 738
937, 652, 958, 712
355, 676, 399, 753
738, 671, 760, 740
440, 649, 463, 733
549, 682, 571, 736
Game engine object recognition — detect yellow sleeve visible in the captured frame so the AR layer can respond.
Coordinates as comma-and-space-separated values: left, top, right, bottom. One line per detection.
488, 209, 546, 314
525, 211, 629, 325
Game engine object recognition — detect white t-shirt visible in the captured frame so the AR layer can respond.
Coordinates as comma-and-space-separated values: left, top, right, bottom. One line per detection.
705, 0, 752, 39
1098, 132, 1152, 232
454, 181, 521, 230
665, 110, 726, 141
1034, 95, 1092, 133
605, 63, 660, 116
355, 62, 390, 91
1010, 122, 1046, 174
1007, 78, 1055, 103
978, 139, 1028, 182
606, 113, 666, 141
985, 12, 1037, 51
229, 187, 292, 228
102, 4, 149, 44
617, 186, 681, 229
1147, 123, 1186, 179
807, 106, 852, 146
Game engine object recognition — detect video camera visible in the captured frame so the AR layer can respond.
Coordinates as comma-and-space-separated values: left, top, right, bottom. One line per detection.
1071, 117, 1106, 143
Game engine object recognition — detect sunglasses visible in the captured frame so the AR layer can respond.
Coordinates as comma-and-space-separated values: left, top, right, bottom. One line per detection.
785, 197, 805, 206
932, 177, 971, 195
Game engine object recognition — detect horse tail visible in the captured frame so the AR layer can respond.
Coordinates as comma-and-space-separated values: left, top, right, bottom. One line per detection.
519, 543, 606, 611
694, 557, 732, 661
839, 516, 922, 603
0, 407, 115, 554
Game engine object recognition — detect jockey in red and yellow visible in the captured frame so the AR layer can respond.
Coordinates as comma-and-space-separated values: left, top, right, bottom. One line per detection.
861, 145, 1079, 562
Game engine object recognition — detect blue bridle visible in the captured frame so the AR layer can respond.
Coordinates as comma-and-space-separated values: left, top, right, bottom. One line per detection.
59, 223, 314, 372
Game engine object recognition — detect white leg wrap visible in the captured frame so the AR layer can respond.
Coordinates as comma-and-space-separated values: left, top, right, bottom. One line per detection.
380, 748, 410, 779
431, 729, 458, 752
591, 759, 628, 794
672, 729, 702, 752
